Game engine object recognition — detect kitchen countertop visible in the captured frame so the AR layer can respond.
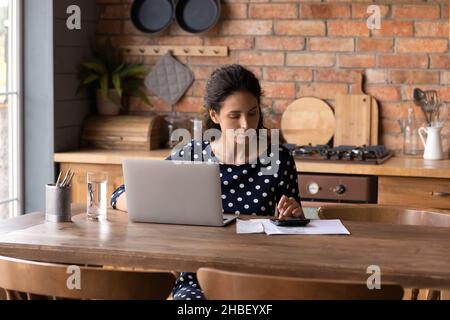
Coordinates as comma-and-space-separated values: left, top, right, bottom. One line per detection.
54, 149, 450, 179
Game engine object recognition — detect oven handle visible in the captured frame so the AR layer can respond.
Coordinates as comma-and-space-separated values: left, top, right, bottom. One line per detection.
431, 191, 450, 197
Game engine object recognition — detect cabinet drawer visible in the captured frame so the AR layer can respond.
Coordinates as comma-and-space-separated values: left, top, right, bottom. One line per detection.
378, 177, 450, 209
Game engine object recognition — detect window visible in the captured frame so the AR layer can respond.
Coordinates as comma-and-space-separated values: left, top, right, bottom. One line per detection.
0, 0, 21, 220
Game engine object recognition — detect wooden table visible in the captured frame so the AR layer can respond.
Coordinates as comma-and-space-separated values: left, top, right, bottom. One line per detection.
1, 209, 450, 290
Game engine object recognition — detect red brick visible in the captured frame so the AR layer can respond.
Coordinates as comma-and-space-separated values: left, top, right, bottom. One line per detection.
442, 71, 450, 85
392, 4, 440, 19
193, 80, 206, 97
222, 20, 272, 35
204, 36, 254, 50
103, 36, 153, 47
443, 3, 449, 19
380, 102, 413, 118
397, 39, 448, 54
328, 21, 369, 37
286, 53, 335, 67
176, 97, 203, 113
371, 21, 413, 37
169, 23, 219, 37
190, 54, 236, 66
263, 67, 313, 82
298, 83, 348, 100
273, 100, 292, 114
314, 70, 362, 83
365, 86, 401, 102
430, 55, 450, 69
357, 38, 393, 52
99, 4, 129, 19
437, 87, 450, 102
275, 21, 326, 36
249, 4, 297, 19
261, 82, 296, 99
381, 134, 403, 152
339, 54, 376, 68
190, 67, 216, 80
415, 22, 449, 38
245, 66, 263, 80
381, 119, 402, 135
365, 69, 389, 84
378, 55, 428, 69
390, 71, 440, 85
98, 20, 122, 34
156, 36, 203, 46
255, 36, 305, 51
309, 38, 354, 52
238, 51, 284, 66
300, 3, 350, 19
222, 3, 247, 19
352, 4, 389, 18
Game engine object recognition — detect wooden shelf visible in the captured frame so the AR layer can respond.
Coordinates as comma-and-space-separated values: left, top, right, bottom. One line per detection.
120, 45, 228, 57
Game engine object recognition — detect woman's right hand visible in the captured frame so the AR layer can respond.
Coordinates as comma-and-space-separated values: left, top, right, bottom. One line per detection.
115, 193, 128, 212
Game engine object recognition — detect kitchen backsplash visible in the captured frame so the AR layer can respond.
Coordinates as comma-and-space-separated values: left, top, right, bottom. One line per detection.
96, 0, 450, 152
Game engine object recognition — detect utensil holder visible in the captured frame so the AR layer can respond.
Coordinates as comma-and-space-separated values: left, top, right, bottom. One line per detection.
45, 184, 72, 222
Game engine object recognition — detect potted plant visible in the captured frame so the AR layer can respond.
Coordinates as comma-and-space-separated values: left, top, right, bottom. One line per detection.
78, 39, 151, 115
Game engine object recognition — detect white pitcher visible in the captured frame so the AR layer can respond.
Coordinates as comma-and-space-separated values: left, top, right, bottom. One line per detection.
418, 126, 443, 160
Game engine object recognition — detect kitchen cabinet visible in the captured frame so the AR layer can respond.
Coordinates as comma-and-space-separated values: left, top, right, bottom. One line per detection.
378, 177, 450, 210
55, 150, 450, 210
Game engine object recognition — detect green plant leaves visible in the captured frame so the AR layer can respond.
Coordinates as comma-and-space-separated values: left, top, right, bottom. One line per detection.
78, 38, 152, 109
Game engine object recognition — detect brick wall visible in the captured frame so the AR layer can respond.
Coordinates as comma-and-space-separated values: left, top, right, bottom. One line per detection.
96, 0, 450, 152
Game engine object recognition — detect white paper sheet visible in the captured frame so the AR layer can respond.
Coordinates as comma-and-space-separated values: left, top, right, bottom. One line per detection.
236, 219, 265, 234
236, 219, 350, 236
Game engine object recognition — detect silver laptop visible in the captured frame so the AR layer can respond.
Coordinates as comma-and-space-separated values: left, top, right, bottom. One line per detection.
122, 159, 237, 227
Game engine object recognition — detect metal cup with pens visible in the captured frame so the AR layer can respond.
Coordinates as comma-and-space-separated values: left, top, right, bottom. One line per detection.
45, 169, 75, 222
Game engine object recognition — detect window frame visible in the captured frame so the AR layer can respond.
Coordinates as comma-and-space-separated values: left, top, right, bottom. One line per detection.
0, 0, 22, 218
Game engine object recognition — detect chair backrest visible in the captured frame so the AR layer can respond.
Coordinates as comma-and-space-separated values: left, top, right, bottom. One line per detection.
318, 205, 450, 228
0, 255, 176, 300
197, 268, 404, 300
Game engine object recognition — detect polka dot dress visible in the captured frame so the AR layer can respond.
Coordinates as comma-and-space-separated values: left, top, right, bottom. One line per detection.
111, 139, 301, 300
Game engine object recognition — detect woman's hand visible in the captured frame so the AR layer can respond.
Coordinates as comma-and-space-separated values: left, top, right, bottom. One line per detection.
277, 195, 304, 219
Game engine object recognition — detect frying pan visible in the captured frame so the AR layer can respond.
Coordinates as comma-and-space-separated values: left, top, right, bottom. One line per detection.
131, 0, 175, 34
175, 0, 221, 34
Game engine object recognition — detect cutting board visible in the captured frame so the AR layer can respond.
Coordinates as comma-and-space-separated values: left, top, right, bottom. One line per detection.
281, 97, 335, 146
334, 74, 379, 146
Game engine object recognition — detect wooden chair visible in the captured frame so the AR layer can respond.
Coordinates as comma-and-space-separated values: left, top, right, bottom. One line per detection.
0, 255, 176, 300
197, 268, 404, 300
318, 204, 450, 300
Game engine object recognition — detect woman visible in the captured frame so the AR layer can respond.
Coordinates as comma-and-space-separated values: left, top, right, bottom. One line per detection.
110, 64, 304, 300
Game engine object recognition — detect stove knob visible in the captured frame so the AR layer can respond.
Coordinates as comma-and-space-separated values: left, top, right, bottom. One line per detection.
307, 182, 320, 195
332, 184, 346, 195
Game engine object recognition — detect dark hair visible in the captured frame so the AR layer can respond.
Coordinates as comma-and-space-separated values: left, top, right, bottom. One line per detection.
203, 64, 265, 131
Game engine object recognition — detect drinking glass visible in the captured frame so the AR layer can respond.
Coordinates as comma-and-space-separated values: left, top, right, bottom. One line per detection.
87, 172, 108, 221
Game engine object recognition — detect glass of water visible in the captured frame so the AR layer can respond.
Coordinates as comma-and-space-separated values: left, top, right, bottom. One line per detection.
87, 172, 108, 221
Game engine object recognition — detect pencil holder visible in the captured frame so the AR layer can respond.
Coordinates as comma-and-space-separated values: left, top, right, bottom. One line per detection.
45, 184, 72, 222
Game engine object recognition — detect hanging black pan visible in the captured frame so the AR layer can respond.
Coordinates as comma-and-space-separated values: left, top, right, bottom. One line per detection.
175, 0, 221, 34
131, 0, 175, 34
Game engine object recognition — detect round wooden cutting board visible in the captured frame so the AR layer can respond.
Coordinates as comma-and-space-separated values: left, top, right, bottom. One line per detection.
281, 97, 335, 146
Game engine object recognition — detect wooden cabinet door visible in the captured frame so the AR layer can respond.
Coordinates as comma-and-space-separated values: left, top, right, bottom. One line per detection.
59, 163, 124, 206
378, 176, 450, 210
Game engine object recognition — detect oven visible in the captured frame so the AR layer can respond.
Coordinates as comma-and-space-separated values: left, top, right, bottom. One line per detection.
298, 173, 378, 207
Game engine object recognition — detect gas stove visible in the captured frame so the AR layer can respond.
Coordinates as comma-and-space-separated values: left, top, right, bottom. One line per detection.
289, 144, 393, 164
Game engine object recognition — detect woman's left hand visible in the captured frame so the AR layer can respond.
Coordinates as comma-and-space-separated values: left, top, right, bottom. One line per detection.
277, 195, 304, 219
